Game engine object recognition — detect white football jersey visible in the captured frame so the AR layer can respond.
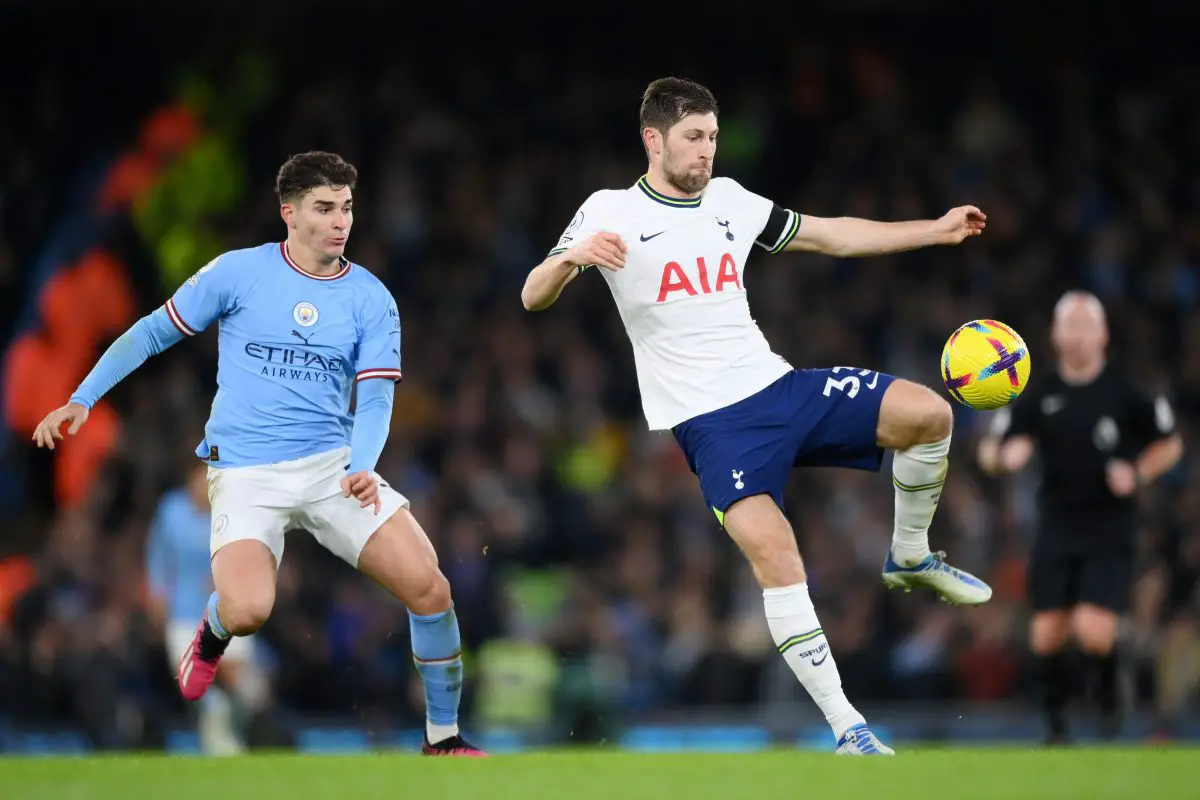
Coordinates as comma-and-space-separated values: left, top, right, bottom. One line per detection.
550, 176, 801, 430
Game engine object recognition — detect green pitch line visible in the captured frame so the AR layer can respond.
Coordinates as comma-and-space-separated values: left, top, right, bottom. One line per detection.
2, 748, 1197, 800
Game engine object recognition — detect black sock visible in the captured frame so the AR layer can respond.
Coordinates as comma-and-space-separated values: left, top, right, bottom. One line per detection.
199, 619, 231, 661
1090, 650, 1120, 715
1037, 652, 1070, 734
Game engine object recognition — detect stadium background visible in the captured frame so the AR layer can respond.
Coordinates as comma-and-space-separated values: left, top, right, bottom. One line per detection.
1, 0, 1197, 754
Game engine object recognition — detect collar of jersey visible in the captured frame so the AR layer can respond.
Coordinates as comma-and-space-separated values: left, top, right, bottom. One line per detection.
280, 242, 352, 281
636, 175, 703, 208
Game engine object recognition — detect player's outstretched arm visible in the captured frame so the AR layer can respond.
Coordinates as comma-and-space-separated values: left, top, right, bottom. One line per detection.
34, 253, 234, 450
32, 311, 185, 449
783, 206, 987, 257
521, 232, 626, 311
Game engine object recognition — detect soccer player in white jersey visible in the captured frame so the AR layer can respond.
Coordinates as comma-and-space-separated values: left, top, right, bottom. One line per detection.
33, 152, 484, 756
522, 78, 992, 755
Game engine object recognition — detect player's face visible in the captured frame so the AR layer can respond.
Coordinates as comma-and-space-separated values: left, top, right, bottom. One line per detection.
1052, 298, 1108, 365
661, 112, 718, 194
287, 185, 354, 261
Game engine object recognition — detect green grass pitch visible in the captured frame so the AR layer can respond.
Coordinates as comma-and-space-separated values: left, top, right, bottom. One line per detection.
2, 748, 1196, 800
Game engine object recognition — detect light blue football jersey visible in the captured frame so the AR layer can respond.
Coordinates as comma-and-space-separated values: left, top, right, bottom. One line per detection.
161, 242, 401, 467
145, 488, 213, 622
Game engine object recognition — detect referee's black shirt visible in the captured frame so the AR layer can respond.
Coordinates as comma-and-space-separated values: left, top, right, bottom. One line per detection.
992, 366, 1176, 547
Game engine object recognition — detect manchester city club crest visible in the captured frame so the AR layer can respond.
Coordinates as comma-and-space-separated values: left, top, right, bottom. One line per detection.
293, 301, 319, 327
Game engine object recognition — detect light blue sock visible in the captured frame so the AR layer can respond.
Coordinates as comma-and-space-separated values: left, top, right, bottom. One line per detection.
206, 592, 230, 640
409, 606, 462, 742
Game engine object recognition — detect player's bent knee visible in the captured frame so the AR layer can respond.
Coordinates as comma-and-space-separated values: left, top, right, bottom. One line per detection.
878, 381, 953, 450
925, 395, 954, 441
408, 570, 453, 617
211, 539, 277, 635
219, 588, 275, 636
722, 495, 807, 588
356, 508, 451, 614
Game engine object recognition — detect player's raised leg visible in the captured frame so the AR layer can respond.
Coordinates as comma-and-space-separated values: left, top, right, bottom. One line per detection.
878, 380, 992, 604
179, 539, 278, 702
721, 496, 893, 755
353, 507, 484, 756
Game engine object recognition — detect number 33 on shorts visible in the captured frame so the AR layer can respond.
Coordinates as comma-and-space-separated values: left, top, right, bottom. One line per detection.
823, 367, 881, 399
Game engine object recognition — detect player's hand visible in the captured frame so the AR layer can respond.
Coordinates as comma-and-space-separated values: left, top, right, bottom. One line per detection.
566, 231, 627, 271
976, 439, 1001, 475
32, 402, 90, 450
1106, 459, 1139, 497
935, 206, 987, 245
341, 470, 382, 515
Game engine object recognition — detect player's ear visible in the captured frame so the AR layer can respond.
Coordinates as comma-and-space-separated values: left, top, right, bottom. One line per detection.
280, 203, 295, 228
642, 126, 661, 158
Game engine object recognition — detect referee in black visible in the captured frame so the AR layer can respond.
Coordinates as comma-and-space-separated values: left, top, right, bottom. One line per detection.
977, 291, 1183, 744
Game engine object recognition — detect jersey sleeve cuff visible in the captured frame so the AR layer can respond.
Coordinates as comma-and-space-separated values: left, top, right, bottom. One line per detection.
356, 368, 403, 382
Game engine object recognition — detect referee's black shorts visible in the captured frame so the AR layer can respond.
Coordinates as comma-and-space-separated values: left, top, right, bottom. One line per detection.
1028, 519, 1136, 614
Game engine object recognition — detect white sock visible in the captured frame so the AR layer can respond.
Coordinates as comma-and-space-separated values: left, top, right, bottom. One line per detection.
891, 434, 950, 566
764, 583, 865, 740
427, 721, 459, 744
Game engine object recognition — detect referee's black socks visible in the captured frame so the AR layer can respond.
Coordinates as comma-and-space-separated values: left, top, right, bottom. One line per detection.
1092, 651, 1119, 707
1037, 651, 1071, 741
1090, 649, 1122, 734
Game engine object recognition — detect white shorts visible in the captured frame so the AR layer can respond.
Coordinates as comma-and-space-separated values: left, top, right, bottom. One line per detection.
207, 446, 410, 568
167, 620, 255, 666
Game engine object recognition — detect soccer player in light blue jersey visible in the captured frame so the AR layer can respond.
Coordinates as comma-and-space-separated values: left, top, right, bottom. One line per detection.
34, 152, 484, 756
147, 460, 266, 755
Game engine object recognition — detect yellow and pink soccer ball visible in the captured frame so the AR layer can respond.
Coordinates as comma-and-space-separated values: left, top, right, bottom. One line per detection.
941, 319, 1031, 410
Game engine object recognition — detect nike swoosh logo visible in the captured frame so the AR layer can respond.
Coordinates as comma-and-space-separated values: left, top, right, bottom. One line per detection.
640, 231, 666, 242
812, 652, 829, 667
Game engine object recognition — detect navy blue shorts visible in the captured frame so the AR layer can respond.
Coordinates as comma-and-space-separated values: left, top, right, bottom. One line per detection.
672, 368, 896, 521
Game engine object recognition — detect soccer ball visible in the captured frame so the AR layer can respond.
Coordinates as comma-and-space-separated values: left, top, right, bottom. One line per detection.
941, 319, 1031, 410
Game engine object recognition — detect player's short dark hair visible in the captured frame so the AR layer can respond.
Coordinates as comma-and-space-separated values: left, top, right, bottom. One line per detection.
639, 78, 719, 135
275, 151, 358, 205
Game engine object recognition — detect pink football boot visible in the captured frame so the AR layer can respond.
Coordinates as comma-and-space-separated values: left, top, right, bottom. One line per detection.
177, 618, 223, 702
421, 734, 487, 757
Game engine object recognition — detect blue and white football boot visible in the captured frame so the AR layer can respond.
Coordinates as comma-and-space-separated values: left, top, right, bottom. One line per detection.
836, 724, 895, 755
882, 550, 993, 605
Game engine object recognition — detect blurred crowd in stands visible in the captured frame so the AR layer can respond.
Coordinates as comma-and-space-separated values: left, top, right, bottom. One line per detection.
1, 5, 1196, 749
